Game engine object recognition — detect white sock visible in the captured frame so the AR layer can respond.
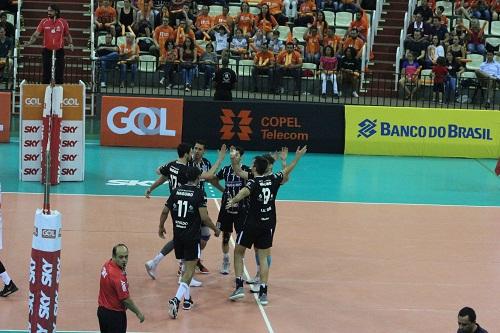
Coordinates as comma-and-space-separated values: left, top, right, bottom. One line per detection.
183, 282, 190, 300
0, 272, 11, 285
152, 253, 164, 266
175, 283, 187, 300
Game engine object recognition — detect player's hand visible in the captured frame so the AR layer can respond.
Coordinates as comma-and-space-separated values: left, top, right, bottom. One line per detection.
296, 145, 307, 158
145, 189, 152, 198
218, 144, 227, 160
214, 227, 221, 237
280, 147, 288, 161
137, 312, 145, 323
225, 199, 235, 210
158, 225, 166, 239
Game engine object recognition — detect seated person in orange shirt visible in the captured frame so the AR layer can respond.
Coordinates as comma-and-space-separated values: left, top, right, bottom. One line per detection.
348, 10, 369, 41
322, 26, 342, 56
342, 27, 364, 59
195, 5, 213, 40
259, 0, 287, 25
235, 2, 256, 37
95, 0, 117, 37
295, 0, 316, 27
252, 42, 275, 92
213, 6, 234, 34
303, 25, 322, 64
151, 16, 175, 57
118, 32, 140, 88
174, 19, 196, 47
275, 42, 303, 95
255, 4, 278, 36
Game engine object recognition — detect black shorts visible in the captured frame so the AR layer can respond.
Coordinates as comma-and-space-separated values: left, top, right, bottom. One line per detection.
174, 239, 201, 261
433, 82, 444, 92
97, 306, 127, 333
235, 222, 276, 250
217, 209, 244, 233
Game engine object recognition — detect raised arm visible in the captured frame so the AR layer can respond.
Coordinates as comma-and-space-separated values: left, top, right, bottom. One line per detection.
282, 145, 307, 178
201, 144, 227, 180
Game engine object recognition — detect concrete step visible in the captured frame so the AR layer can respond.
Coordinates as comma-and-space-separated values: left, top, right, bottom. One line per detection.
372, 42, 398, 53
24, 0, 88, 12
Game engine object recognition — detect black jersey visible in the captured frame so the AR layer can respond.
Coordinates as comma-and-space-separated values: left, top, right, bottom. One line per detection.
245, 172, 284, 227
166, 184, 205, 241
216, 164, 251, 213
159, 160, 189, 192
188, 157, 212, 195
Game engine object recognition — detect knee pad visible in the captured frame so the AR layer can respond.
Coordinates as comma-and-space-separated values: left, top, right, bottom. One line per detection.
222, 232, 230, 245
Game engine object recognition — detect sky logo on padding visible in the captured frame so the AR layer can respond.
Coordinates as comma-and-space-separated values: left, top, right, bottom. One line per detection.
358, 119, 377, 138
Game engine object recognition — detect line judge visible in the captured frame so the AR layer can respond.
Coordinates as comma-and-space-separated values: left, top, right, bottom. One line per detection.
24, 4, 74, 84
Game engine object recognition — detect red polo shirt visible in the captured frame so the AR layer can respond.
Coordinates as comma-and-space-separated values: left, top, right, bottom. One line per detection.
36, 17, 70, 51
98, 259, 129, 312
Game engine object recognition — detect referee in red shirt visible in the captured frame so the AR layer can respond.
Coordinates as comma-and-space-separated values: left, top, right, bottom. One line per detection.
24, 4, 74, 84
98, 244, 144, 333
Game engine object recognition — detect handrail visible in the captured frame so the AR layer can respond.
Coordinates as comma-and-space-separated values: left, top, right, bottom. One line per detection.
12, 0, 22, 114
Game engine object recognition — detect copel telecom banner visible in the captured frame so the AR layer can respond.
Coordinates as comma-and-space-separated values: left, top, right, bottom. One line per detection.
345, 105, 500, 158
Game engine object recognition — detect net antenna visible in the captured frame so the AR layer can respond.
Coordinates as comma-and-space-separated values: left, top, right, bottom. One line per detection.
42, 50, 56, 215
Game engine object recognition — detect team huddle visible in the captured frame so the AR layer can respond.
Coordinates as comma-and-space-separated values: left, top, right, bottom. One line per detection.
145, 141, 306, 319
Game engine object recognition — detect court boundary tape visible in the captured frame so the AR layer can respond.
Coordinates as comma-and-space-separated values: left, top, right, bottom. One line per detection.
3, 192, 500, 208
213, 199, 275, 333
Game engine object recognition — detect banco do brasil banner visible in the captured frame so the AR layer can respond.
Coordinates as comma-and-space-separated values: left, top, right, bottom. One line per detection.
183, 101, 345, 153
345, 105, 500, 158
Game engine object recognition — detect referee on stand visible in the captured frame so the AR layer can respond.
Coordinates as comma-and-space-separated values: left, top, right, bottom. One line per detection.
98, 244, 144, 333
24, 4, 74, 84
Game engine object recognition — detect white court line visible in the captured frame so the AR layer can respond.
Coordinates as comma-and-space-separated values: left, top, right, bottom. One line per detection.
213, 199, 275, 333
4, 192, 500, 208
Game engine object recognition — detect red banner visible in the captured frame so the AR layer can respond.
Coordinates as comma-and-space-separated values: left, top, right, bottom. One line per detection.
0, 91, 11, 142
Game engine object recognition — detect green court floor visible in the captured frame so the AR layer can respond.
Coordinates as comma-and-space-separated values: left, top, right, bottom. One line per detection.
1, 141, 499, 206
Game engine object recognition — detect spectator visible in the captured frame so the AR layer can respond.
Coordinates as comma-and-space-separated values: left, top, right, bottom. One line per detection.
444, 51, 464, 103
434, 5, 448, 26
492, 0, 500, 21
235, 2, 255, 37
135, 2, 156, 37
431, 56, 448, 104
179, 36, 197, 92
342, 27, 364, 58
407, 13, 431, 38
195, 5, 213, 40
97, 32, 120, 88
0, 12, 14, 38
467, 19, 487, 55
405, 29, 428, 65
319, 45, 339, 97
151, 16, 174, 57
256, 4, 278, 35
0, 26, 11, 82
348, 9, 369, 41
475, 50, 500, 108
303, 25, 322, 63
398, 52, 421, 100
199, 42, 217, 90
249, 28, 268, 55
429, 16, 448, 43
284, 0, 298, 22
179, 3, 196, 26
322, 26, 342, 55
159, 39, 178, 88
339, 0, 359, 13
230, 28, 248, 58
454, 0, 473, 20
118, 0, 136, 36
414, 0, 433, 23
447, 35, 466, 63
95, 0, 117, 37
0, 1, 16, 13
275, 42, 303, 95
210, 24, 230, 54
168, 0, 190, 26
295, 0, 316, 27
268, 30, 284, 55
313, 10, 329, 35
252, 42, 275, 92
457, 307, 489, 333
213, 55, 237, 101
259, 0, 287, 26
339, 46, 361, 97
452, 17, 469, 43
470, 0, 490, 20
213, 6, 234, 33
174, 19, 195, 46
154, 3, 170, 27
425, 34, 444, 68
118, 32, 140, 88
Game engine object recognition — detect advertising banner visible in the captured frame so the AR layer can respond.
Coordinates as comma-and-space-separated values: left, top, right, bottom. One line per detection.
345, 105, 500, 158
101, 96, 184, 148
20, 83, 86, 181
183, 101, 345, 153
0, 91, 11, 142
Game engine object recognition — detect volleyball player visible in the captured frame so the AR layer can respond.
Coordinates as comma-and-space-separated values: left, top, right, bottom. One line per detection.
0, 259, 17, 297
162, 167, 221, 319
227, 146, 307, 305
144, 143, 226, 285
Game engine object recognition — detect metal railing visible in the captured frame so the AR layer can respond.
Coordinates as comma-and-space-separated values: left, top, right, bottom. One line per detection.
10, 56, 500, 110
